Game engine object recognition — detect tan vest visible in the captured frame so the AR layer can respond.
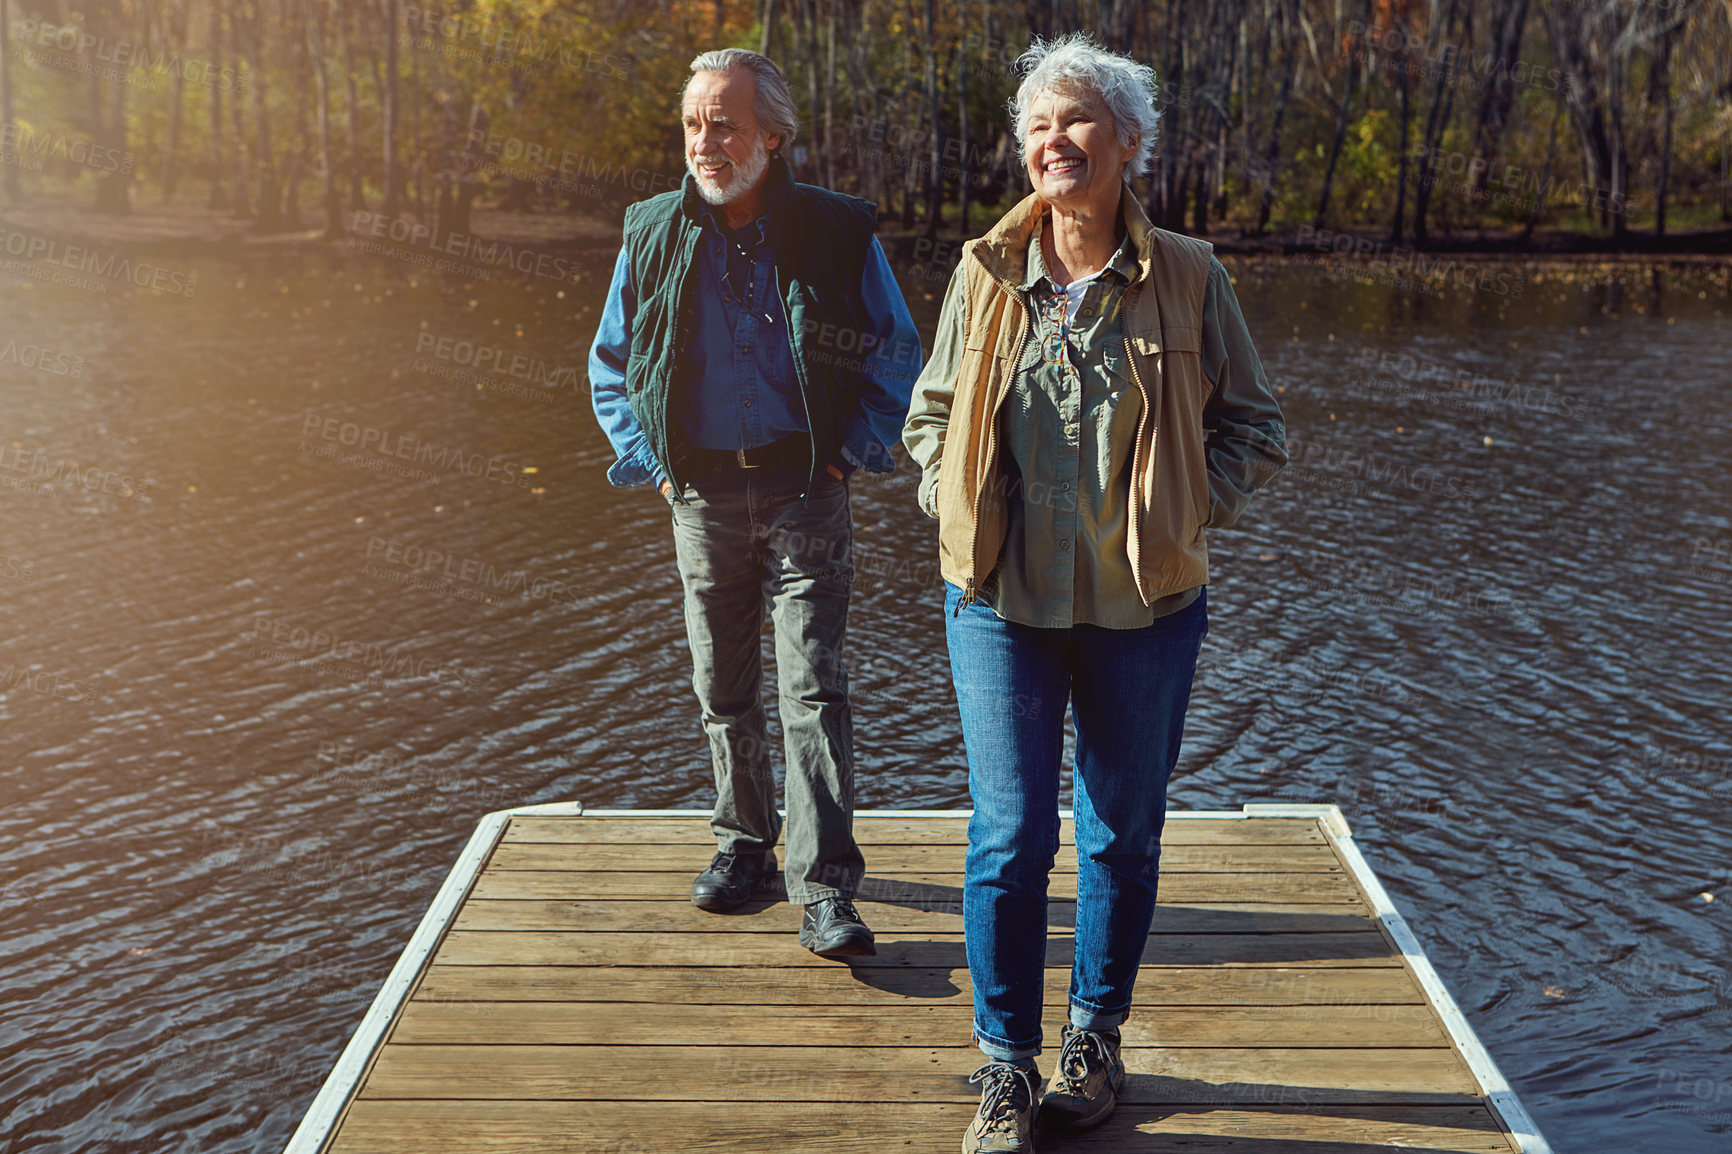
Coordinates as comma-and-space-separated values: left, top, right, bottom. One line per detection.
934, 188, 1216, 607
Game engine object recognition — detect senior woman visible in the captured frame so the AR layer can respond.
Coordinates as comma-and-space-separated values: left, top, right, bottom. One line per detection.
903, 33, 1287, 1152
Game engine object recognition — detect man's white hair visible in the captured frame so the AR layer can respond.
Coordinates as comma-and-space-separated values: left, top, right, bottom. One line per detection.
1010, 32, 1160, 183
685, 48, 800, 153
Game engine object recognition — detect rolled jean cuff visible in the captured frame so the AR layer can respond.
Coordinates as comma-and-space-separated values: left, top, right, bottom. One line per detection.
1069, 999, 1130, 1033
974, 1026, 1042, 1063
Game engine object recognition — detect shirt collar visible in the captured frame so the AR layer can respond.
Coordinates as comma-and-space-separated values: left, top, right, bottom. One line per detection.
1021, 227, 1138, 293
699, 200, 772, 249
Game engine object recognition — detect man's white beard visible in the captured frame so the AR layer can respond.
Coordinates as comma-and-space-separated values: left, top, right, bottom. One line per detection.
689, 134, 770, 205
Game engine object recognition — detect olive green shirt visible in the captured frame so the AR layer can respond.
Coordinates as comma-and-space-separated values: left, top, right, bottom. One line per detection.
914, 234, 1264, 630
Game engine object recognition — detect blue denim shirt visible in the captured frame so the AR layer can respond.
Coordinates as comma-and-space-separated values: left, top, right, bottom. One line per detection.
589, 210, 922, 489
682, 209, 806, 451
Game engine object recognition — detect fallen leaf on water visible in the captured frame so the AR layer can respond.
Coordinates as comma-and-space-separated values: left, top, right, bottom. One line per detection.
1542, 986, 1566, 999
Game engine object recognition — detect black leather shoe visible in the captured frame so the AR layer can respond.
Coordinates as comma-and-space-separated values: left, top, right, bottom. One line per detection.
691, 849, 776, 912
799, 896, 877, 958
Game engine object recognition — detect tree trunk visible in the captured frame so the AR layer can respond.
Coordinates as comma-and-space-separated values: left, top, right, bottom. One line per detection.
1389, 52, 1413, 243
760, 0, 777, 57
229, 1, 254, 218
1470, 0, 1530, 195
920, 0, 943, 236
1652, 20, 1675, 238
249, 0, 282, 231
342, 6, 364, 213
957, 6, 968, 236
1411, 0, 1464, 243
1098, 0, 1134, 52
310, 0, 342, 238
1520, 96, 1563, 247
206, 0, 228, 209
0, 0, 20, 203
162, 1, 190, 201
381, 0, 401, 219
1315, 2, 1367, 227
1254, 2, 1298, 236
92, 1, 131, 215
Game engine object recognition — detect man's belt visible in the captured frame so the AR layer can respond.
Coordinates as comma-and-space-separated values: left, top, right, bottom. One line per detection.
686, 435, 810, 471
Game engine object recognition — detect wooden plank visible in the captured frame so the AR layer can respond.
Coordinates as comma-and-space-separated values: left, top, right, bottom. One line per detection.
484, 842, 1345, 874
356, 1043, 1480, 1103
451, 898, 1373, 936
503, 815, 1325, 846
411, 964, 1427, 1007
427, 930, 1400, 968
467, 870, 1364, 903
388, 1001, 1451, 1049
331, 1101, 1518, 1153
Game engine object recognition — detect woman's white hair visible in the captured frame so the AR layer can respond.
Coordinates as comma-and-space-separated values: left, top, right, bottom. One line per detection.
1009, 33, 1160, 183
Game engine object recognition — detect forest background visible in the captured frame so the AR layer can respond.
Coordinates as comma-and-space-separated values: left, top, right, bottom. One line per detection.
2, 0, 1729, 252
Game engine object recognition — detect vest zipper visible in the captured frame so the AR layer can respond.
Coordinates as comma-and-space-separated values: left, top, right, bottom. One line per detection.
958, 268, 1034, 614
774, 263, 820, 498
1121, 293, 1154, 605
953, 577, 976, 617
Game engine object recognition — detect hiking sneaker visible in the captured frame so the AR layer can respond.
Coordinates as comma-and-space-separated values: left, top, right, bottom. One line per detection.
690, 849, 776, 912
962, 1059, 1041, 1153
1039, 1024, 1125, 1131
798, 896, 877, 958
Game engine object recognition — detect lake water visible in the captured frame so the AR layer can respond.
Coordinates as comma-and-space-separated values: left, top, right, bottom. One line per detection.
0, 242, 1727, 1152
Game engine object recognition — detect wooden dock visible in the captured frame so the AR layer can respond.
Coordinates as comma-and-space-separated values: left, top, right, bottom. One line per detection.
284, 804, 1551, 1153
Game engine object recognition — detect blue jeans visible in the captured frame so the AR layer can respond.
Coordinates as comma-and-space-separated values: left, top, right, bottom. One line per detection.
943, 583, 1208, 1061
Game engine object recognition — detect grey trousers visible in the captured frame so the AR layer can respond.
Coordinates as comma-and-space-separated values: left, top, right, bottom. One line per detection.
667, 460, 865, 904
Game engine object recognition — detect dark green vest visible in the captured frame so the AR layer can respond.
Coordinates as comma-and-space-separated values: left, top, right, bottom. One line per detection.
621, 154, 878, 495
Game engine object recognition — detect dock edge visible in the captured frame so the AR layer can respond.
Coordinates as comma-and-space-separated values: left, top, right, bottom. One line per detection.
281, 801, 1552, 1154
1244, 802, 1553, 1154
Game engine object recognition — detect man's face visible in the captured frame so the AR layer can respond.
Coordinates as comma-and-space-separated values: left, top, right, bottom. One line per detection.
683, 68, 781, 206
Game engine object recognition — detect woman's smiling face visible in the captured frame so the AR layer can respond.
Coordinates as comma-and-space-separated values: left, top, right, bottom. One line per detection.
1023, 84, 1136, 212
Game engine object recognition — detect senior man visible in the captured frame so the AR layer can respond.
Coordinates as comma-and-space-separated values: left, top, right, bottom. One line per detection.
589, 48, 921, 958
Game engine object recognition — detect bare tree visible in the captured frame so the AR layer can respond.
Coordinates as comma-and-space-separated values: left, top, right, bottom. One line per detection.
381, 0, 401, 219
207, 0, 230, 209
0, 0, 20, 203
309, 0, 342, 237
